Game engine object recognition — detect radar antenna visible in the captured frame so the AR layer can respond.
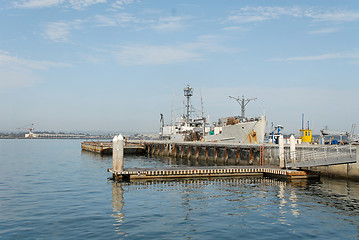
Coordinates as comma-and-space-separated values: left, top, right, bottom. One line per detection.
229, 95, 257, 119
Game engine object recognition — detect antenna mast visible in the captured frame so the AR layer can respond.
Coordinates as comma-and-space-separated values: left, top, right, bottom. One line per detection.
200, 90, 205, 120
184, 85, 193, 122
200, 90, 205, 136
229, 95, 257, 119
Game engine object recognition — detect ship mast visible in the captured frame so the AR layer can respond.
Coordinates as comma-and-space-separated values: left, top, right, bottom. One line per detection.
184, 85, 193, 123
229, 95, 257, 119
200, 90, 205, 136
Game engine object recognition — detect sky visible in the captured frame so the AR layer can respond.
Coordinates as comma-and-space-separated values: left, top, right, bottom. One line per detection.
1, 0, 359, 135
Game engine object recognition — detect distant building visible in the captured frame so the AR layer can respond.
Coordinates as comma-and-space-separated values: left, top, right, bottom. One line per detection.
24, 133, 105, 139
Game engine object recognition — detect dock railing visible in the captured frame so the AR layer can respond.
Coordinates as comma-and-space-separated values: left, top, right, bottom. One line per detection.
285, 144, 357, 168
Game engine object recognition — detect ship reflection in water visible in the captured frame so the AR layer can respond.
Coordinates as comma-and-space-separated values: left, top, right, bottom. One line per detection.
110, 177, 359, 239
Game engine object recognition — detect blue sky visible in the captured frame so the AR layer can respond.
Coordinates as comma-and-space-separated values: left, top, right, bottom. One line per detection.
1, 0, 359, 135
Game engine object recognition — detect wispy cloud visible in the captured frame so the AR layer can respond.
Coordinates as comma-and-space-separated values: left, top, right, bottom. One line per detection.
114, 36, 230, 65
150, 16, 189, 32
44, 13, 190, 42
270, 50, 359, 62
92, 13, 189, 32
13, 0, 107, 9
0, 50, 72, 69
307, 10, 359, 22
111, 0, 134, 10
93, 13, 139, 27
308, 27, 340, 35
68, 0, 107, 10
226, 6, 303, 23
0, 50, 72, 89
93, 15, 118, 27
12, 0, 65, 8
226, 6, 359, 24
42, 20, 83, 42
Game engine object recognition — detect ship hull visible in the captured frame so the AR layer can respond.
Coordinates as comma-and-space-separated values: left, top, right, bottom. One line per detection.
204, 116, 267, 144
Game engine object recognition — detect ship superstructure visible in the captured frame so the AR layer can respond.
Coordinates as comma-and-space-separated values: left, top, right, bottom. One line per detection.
160, 85, 267, 144
161, 85, 207, 141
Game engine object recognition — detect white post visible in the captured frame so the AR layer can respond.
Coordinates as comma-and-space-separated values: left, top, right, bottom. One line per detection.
356, 144, 359, 169
112, 135, 118, 172
113, 134, 124, 172
290, 135, 296, 163
118, 134, 124, 172
279, 135, 284, 168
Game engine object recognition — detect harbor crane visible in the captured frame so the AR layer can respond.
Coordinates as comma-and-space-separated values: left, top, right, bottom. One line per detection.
16, 123, 35, 138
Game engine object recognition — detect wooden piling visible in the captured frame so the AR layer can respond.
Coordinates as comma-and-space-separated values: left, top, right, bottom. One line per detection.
205, 146, 208, 161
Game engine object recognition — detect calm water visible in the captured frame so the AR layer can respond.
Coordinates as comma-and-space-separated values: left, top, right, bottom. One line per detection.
1, 139, 359, 239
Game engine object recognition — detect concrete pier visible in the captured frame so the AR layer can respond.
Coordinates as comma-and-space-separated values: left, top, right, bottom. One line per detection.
81, 141, 146, 155
140, 140, 359, 181
143, 141, 279, 166
81, 141, 113, 154
80, 139, 359, 181
108, 140, 319, 181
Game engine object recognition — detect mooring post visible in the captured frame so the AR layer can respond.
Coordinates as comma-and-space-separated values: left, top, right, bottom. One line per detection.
117, 134, 124, 172
112, 135, 118, 171
279, 135, 285, 168
112, 134, 124, 173
290, 135, 296, 163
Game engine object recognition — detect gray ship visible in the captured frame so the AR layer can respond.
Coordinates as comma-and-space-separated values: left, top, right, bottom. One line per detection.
160, 85, 267, 144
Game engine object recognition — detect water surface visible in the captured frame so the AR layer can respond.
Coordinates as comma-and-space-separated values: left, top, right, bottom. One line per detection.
1, 139, 359, 239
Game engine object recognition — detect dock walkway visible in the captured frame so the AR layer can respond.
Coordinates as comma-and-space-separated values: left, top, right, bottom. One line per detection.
285, 144, 358, 168
108, 165, 319, 181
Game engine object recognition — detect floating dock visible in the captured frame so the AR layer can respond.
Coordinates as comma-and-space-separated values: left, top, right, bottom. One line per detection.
81, 141, 146, 155
108, 165, 319, 181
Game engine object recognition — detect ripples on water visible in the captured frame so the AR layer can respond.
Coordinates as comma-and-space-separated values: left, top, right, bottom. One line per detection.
1, 140, 359, 239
